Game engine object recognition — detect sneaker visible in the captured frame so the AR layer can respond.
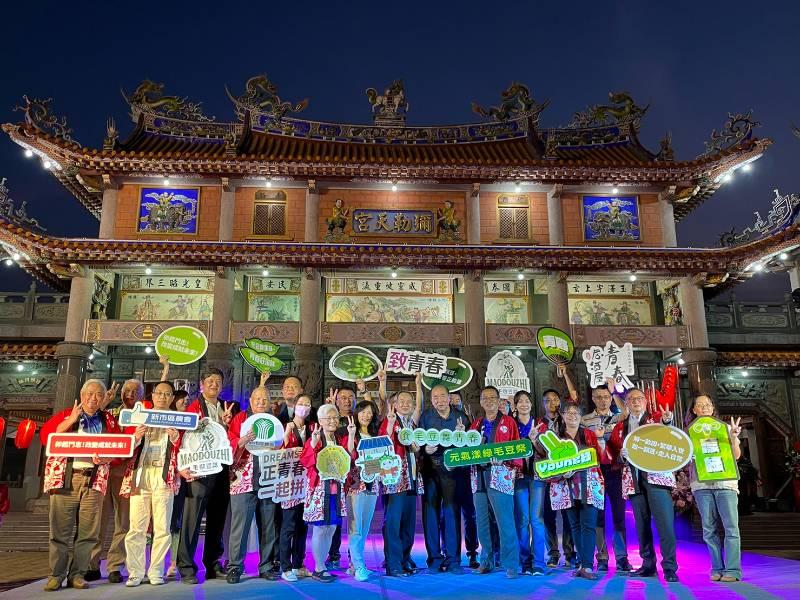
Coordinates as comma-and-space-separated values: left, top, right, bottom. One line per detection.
522, 568, 534, 575
476, 562, 493, 574
43, 577, 62, 592
546, 560, 559, 569
531, 567, 545, 576
108, 571, 123, 584
181, 575, 199, 585
68, 577, 90, 590
281, 570, 298, 582
125, 577, 142, 588
84, 569, 101, 582
325, 559, 341, 570
354, 567, 371, 582
597, 560, 609, 572
293, 567, 312, 578
710, 573, 722, 582
506, 569, 519, 579
719, 575, 740, 582
312, 570, 336, 583
226, 568, 242, 584
166, 565, 177, 579
468, 557, 480, 569
149, 577, 165, 586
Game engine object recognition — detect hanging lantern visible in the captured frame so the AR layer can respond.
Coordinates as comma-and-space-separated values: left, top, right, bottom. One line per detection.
0, 415, 5, 437
15, 418, 36, 449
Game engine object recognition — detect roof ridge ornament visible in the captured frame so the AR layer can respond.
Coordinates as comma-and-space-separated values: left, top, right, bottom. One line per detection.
227, 75, 308, 121
701, 110, 759, 157
566, 91, 648, 129
0, 178, 46, 232
719, 188, 800, 247
123, 80, 215, 123
13, 95, 73, 142
655, 131, 674, 161
366, 80, 408, 126
471, 82, 549, 124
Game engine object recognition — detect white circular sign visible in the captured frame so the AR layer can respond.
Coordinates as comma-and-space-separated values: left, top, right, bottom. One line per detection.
241, 413, 285, 455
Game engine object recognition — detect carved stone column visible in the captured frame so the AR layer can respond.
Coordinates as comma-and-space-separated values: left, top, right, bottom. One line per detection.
547, 272, 570, 331
466, 183, 481, 244
681, 348, 718, 402
300, 268, 320, 345
463, 271, 486, 346
211, 269, 234, 345
547, 184, 564, 245
54, 342, 93, 414
460, 345, 488, 415
305, 180, 319, 243
678, 276, 709, 348
98, 186, 118, 239
219, 178, 235, 242
659, 188, 678, 248
64, 268, 95, 343
293, 344, 323, 404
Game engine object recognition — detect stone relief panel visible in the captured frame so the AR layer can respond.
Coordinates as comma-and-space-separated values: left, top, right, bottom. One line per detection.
715, 378, 792, 428
84, 320, 211, 344
319, 322, 466, 346
571, 325, 689, 349
229, 322, 300, 344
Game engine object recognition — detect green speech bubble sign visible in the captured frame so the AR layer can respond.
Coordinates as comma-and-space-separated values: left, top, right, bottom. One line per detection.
421, 357, 474, 392
536, 327, 575, 366
244, 338, 280, 356
155, 325, 208, 366
240, 347, 285, 373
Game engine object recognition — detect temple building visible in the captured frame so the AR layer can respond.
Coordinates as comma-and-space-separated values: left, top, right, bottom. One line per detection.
0, 78, 798, 511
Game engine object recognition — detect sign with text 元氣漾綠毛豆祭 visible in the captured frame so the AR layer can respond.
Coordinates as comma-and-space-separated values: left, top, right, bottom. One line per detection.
444, 438, 532, 468
256, 447, 307, 503
239, 338, 284, 373
534, 430, 599, 479
485, 350, 530, 398
536, 327, 575, 366
155, 325, 208, 366
623, 423, 693, 473
582, 341, 635, 389
352, 209, 436, 236
688, 417, 739, 482
385, 348, 448, 379
177, 418, 233, 476
398, 427, 482, 448
119, 401, 198, 430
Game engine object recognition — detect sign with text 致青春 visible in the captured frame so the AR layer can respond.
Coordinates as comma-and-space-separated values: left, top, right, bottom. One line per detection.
688, 417, 739, 482
155, 325, 208, 366
45, 433, 136, 458
534, 430, 599, 479
444, 438, 532, 468
582, 341, 635, 389
256, 447, 307, 503
352, 209, 436, 236
385, 348, 449, 378
623, 424, 693, 473
397, 427, 482, 448
119, 402, 199, 430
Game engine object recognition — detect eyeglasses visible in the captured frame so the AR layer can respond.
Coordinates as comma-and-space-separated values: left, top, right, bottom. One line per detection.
321, 416, 340, 421
153, 391, 174, 397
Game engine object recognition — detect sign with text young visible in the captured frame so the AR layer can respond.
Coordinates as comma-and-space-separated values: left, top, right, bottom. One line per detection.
444, 438, 532, 468
45, 433, 136, 458
534, 431, 599, 478
119, 402, 199, 430
623, 424, 693, 473
385, 348, 448, 378
178, 418, 234, 476
485, 350, 530, 398
687, 417, 739, 482
256, 447, 307, 503
582, 341, 635, 389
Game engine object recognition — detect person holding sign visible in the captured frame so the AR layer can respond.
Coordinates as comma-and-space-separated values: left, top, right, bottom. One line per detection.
226, 384, 281, 584
470, 386, 522, 579
178, 367, 237, 584
300, 403, 348, 583
418, 385, 470, 574
380, 374, 424, 577
40, 379, 122, 592
686, 395, 743, 582
122, 381, 182, 587
541, 403, 605, 581
279, 394, 315, 582
607, 388, 678, 582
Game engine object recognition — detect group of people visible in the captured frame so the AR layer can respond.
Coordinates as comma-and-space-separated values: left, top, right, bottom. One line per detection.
38, 359, 744, 591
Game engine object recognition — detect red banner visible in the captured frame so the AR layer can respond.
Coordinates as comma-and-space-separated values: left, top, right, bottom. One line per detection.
45, 433, 136, 458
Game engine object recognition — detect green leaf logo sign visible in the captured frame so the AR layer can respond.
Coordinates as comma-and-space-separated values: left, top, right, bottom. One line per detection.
536, 327, 575, 366
252, 418, 275, 441
239, 340, 284, 374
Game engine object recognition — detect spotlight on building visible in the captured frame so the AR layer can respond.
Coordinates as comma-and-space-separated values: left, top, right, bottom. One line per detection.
89, 353, 94, 360
391, 184, 398, 192
612, 187, 619, 194
43, 161, 52, 169
629, 273, 637, 282
145, 266, 152, 275
514, 350, 522, 357
742, 163, 752, 172
16, 364, 24, 372
12, 253, 20, 261
4, 259, 12, 267
723, 172, 733, 183
391, 269, 398, 278
145, 346, 153, 354
163, 178, 170, 186
677, 358, 685, 365
24, 149, 33, 158
262, 269, 270, 277
741, 369, 748, 377
514, 184, 521, 192
265, 180, 272, 188
780, 252, 789, 260
752, 263, 763, 272
517, 272, 525, 280
106, 363, 111, 369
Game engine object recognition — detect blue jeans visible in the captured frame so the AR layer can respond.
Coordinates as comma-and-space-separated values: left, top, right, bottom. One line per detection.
565, 501, 598, 570
694, 489, 742, 579
474, 472, 520, 571
513, 478, 546, 570
629, 477, 677, 574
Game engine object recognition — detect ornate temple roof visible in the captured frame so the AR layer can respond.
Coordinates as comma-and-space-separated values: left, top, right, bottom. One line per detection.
0, 213, 796, 293
716, 350, 800, 368
3, 81, 769, 220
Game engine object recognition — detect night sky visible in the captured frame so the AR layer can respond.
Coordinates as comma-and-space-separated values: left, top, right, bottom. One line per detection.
1, 1, 798, 302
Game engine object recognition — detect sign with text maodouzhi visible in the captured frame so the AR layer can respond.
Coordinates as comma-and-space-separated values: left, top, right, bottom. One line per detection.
155, 325, 208, 366
485, 350, 530, 398
46, 433, 136, 458
178, 418, 233, 476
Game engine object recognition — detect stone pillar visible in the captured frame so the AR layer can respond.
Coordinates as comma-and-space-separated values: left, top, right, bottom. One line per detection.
64, 269, 95, 343
547, 272, 570, 331
300, 268, 320, 345
54, 342, 93, 414
547, 184, 564, 245
463, 271, 486, 346
659, 191, 678, 247
294, 345, 323, 405
98, 187, 118, 239
305, 180, 319, 243
678, 276, 709, 348
681, 348, 718, 403
460, 345, 488, 415
466, 184, 481, 244
219, 180, 235, 242
211, 269, 234, 344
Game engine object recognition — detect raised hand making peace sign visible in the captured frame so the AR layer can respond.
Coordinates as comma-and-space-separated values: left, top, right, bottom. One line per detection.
346, 415, 357, 437
730, 416, 742, 437
221, 401, 235, 426
326, 387, 338, 405
658, 403, 673, 424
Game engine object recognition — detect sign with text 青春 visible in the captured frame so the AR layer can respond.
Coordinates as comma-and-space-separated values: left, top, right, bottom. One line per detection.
534, 430, 599, 479
352, 209, 436, 236
444, 439, 532, 468
239, 338, 285, 373
582, 341, 635, 389
421, 357, 473, 392
178, 418, 233, 476
119, 402, 198, 430
45, 433, 136, 458
397, 427, 482, 448
485, 350, 530, 398
355, 436, 402, 486
241, 412, 285, 455
256, 447, 307, 503
155, 325, 208, 366
623, 423, 693, 473
386, 348, 448, 378
688, 417, 739, 482
536, 327, 575, 366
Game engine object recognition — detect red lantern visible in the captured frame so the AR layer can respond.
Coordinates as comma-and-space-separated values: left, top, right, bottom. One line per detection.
0, 416, 5, 437
15, 418, 36, 449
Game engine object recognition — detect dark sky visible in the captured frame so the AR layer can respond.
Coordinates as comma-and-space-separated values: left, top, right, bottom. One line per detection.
1, 1, 798, 302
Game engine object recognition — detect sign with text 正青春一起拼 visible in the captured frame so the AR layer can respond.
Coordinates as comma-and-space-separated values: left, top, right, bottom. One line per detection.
155, 325, 208, 366
256, 447, 307, 503
239, 338, 284, 373
119, 402, 198, 430
623, 423, 693, 473
46, 433, 136, 458
688, 416, 739, 482
352, 209, 436, 236
534, 430, 599, 478
444, 438, 532, 468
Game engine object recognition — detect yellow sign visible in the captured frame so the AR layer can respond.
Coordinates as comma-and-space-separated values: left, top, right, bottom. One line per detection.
317, 445, 352, 482
623, 424, 693, 473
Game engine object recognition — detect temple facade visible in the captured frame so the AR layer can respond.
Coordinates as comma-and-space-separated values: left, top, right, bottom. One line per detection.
1, 78, 798, 508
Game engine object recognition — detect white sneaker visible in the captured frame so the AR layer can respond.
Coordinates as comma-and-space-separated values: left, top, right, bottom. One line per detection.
354, 567, 371, 582
149, 577, 165, 585
125, 577, 141, 587
292, 567, 312, 578
281, 570, 298, 582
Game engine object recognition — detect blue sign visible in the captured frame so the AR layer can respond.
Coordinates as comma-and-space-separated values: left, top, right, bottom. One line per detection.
119, 402, 199, 430
352, 209, 435, 236
138, 187, 200, 234
582, 195, 640, 241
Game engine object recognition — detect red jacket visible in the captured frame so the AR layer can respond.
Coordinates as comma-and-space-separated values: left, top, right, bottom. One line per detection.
469, 414, 523, 470
607, 411, 666, 464
299, 432, 347, 491
379, 416, 409, 459
282, 422, 317, 450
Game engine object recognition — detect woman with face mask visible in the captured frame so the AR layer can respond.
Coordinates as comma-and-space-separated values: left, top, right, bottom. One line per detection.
278, 394, 315, 582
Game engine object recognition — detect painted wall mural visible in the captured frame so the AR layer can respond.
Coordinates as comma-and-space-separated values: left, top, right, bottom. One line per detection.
582, 195, 640, 241
568, 297, 653, 326
326, 296, 452, 323
119, 292, 213, 321
137, 187, 200, 234
247, 294, 301, 322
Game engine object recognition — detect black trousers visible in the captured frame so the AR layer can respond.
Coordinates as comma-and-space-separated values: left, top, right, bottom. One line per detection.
454, 471, 479, 558
177, 468, 230, 577
422, 465, 461, 570
279, 504, 307, 572
543, 482, 576, 563
383, 492, 417, 573
328, 524, 342, 561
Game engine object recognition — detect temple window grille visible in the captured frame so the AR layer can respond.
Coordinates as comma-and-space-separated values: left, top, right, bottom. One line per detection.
497, 194, 531, 241
252, 189, 288, 238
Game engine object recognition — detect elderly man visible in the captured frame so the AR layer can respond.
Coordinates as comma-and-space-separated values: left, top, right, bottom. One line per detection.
40, 379, 122, 591
277, 376, 304, 425
87, 378, 149, 582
